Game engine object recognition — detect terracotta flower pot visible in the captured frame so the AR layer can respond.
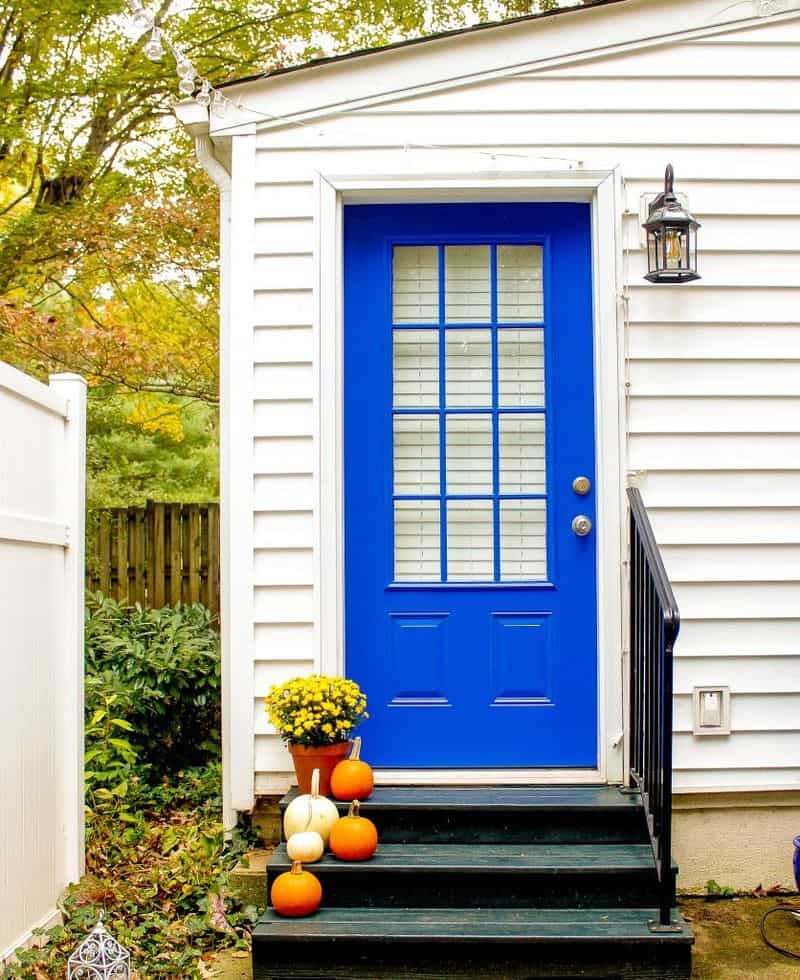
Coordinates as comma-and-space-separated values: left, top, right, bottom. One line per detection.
289, 741, 351, 795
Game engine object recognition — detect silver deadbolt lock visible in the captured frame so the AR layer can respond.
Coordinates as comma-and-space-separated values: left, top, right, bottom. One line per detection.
572, 476, 591, 496
572, 515, 593, 537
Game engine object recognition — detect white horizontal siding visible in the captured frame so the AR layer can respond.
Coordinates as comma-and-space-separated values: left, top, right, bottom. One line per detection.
677, 619, 800, 658
630, 434, 800, 470
674, 693, 800, 733
630, 359, 800, 396
244, 8, 800, 795
637, 471, 800, 507
648, 507, 800, 545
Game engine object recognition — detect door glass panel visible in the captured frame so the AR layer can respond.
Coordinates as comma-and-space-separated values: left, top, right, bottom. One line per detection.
499, 415, 546, 494
445, 328, 491, 407
393, 246, 439, 323
500, 499, 547, 580
498, 328, 545, 407
497, 245, 544, 322
447, 499, 494, 581
391, 240, 550, 583
393, 329, 439, 407
446, 414, 493, 494
445, 245, 491, 322
394, 500, 440, 581
393, 416, 439, 495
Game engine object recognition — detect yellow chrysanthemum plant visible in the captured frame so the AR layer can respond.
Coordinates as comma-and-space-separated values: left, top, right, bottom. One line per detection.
265, 674, 368, 748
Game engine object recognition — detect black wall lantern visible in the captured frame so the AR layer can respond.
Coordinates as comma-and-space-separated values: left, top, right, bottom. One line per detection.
643, 165, 701, 283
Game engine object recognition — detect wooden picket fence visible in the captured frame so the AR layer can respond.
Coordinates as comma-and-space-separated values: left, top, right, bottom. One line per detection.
86, 502, 220, 617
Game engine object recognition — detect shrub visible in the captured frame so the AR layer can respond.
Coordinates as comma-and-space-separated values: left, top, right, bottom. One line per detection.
85, 593, 221, 776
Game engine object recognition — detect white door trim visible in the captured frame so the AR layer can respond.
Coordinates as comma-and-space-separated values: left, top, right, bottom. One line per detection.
314, 162, 626, 786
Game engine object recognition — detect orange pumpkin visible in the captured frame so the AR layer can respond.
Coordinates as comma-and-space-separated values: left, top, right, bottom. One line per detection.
270, 860, 323, 917
329, 800, 378, 861
331, 737, 374, 801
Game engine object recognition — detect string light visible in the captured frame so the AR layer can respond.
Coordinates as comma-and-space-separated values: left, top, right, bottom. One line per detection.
195, 80, 212, 108
130, 0, 154, 34
143, 27, 164, 61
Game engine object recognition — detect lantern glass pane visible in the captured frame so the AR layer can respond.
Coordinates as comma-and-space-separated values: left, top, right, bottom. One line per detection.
647, 230, 660, 274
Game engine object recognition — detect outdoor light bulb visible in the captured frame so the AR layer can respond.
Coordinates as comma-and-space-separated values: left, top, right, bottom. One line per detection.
211, 91, 227, 117
176, 55, 195, 79
666, 230, 682, 265
131, 2, 153, 33
178, 76, 195, 96
195, 80, 212, 107
144, 27, 164, 61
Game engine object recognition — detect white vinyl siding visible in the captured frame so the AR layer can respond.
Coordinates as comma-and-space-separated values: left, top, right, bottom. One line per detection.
227, 5, 800, 796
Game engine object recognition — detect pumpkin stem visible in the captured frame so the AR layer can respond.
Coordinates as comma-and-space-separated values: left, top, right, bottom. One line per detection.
311, 767, 320, 799
349, 799, 361, 819
290, 860, 304, 874
350, 736, 362, 761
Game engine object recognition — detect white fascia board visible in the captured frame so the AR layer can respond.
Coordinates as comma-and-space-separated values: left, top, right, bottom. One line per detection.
209, 0, 800, 137
174, 98, 211, 135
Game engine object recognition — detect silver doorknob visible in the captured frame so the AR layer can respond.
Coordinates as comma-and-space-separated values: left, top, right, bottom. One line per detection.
572, 515, 593, 537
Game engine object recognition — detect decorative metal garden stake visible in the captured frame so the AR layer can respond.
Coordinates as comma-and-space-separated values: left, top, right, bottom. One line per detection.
643, 164, 701, 283
67, 912, 130, 980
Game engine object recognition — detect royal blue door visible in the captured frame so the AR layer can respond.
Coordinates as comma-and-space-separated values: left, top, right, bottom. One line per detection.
344, 203, 597, 768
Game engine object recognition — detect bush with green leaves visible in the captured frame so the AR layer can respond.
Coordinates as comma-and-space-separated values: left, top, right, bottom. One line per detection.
85, 593, 221, 778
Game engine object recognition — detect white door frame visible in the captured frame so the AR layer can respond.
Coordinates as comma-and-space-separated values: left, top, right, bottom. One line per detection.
313, 164, 626, 785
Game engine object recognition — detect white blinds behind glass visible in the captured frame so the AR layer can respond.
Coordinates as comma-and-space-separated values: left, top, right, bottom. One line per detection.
446, 415, 493, 494
393, 330, 439, 407
500, 415, 546, 495
445, 329, 492, 407
497, 245, 544, 322
393, 416, 439, 495
394, 500, 440, 581
393, 246, 439, 323
445, 246, 491, 322
498, 329, 545, 407
500, 499, 548, 580
447, 500, 494, 581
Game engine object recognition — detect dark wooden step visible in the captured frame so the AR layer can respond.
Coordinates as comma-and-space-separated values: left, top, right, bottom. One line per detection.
279, 785, 647, 844
253, 906, 693, 979
267, 842, 672, 909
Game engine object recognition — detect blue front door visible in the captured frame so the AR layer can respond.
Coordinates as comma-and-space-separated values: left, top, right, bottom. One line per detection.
344, 203, 597, 769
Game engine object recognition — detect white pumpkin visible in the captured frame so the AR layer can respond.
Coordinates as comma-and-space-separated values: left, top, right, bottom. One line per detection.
283, 768, 340, 844
286, 830, 325, 864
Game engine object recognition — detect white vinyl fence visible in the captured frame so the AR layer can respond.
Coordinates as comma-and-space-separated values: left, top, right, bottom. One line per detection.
0, 364, 87, 962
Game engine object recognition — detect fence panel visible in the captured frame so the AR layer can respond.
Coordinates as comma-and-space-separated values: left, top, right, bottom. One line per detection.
0, 365, 86, 963
87, 502, 220, 618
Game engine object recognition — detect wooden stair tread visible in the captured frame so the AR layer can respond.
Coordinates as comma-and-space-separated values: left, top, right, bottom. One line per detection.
280, 785, 641, 812
270, 842, 657, 873
253, 906, 693, 944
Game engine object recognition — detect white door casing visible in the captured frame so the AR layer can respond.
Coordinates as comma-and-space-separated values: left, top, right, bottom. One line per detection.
313, 163, 626, 786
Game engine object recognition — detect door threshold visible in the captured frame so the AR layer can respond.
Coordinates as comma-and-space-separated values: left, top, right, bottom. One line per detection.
374, 768, 607, 786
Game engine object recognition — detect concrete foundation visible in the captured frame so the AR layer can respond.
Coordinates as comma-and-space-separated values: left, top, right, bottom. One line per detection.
673, 791, 800, 894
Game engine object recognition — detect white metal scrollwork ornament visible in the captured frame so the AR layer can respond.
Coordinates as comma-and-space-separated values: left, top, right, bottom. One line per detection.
67, 912, 130, 980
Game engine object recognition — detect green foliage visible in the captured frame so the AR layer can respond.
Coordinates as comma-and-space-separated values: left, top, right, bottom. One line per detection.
1, 598, 248, 979
1, 763, 260, 979
86, 389, 219, 509
706, 879, 736, 899
85, 594, 222, 775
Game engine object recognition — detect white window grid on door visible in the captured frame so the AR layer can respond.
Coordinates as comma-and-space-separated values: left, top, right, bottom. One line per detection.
391, 242, 548, 584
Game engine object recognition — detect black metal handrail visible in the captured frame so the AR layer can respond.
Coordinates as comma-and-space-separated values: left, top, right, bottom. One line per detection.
627, 486, 680, 930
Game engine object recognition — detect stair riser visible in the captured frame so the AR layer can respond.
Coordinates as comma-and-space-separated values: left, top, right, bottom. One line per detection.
266, 868, 668, 909
253, 939, 692, 980
279, 809, 648, 845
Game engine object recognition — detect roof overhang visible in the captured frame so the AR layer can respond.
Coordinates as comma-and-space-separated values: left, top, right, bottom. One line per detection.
175, 0, 800, 143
